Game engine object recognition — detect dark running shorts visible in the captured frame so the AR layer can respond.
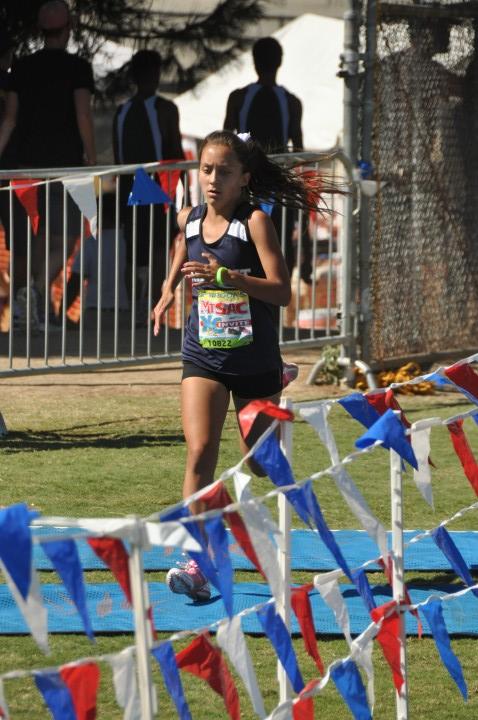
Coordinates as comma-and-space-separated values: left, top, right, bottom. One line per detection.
182, 361, 283, 399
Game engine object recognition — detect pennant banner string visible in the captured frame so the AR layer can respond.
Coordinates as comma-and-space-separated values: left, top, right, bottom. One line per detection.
0, 158, 198, 192
0, 644, 138, 682
153, 433, 384, 527
3, 581, 477, 712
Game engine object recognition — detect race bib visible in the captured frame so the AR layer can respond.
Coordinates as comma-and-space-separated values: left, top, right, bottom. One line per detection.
198, 288, 253, 349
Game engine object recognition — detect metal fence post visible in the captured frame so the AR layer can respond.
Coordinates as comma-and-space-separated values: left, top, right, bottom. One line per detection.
340, 0, 361, 363
277, 396, 293, 703
390, 436, 409, 719
358, 0, 377, 363
128, 516, 156, 719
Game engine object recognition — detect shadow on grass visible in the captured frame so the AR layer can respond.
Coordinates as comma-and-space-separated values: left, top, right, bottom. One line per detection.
0, 429, 184, 453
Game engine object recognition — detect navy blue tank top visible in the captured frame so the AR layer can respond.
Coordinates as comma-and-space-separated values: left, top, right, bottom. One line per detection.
182, 203, 281, 374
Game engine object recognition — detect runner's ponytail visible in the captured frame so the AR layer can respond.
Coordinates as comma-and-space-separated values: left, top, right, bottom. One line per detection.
199, 130, 342, 213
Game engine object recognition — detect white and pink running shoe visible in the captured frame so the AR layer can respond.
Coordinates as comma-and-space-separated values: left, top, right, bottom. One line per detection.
282, 362, 299, 389
166, 559, 211, 601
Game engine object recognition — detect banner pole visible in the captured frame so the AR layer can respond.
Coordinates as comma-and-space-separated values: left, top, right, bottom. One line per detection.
128, 517, 156, 719
390, 437, 409, 719
277, 397, 293, 702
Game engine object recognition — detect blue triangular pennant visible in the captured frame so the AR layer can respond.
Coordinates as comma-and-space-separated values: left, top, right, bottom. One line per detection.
152, 642, 192, 720
160, 506, 219, 588
128, 168, 173, 206
330, 659, 372, 720
253, 433, 311, 525
34, 672, 77, 720
259, 201, 274, 215
204, 516, 234, 617
338, 393, 381, 429
302, 481, 352, 581
421, 599, 467, 700
183, 519, 220, 591
431, 526, 478, 599
0, 503, 38, 599
256, 602, 304, 694
351, 568, 376, 613
41, 539, 94, 639
355, 409, 418, 469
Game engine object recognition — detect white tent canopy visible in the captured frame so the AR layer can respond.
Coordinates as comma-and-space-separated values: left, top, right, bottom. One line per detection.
174, 13, 344, 150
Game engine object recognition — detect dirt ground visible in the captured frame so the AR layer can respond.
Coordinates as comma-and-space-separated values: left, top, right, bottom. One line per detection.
0, 348, 345, 405
0, 347, 467, 412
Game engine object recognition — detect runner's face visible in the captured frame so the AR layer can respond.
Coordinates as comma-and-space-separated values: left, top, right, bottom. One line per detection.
199, 143, 250, 211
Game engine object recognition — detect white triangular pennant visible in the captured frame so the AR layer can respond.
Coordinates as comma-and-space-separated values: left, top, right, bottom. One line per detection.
240, 498, 284, 608
332, 467, 388, 564
0, 559, 48, 653
109, 647, 142, 720
314, 575, 352, 646
217, 616, 266, 718
62, 175, 97, 237
350, 627, 375, 712
300, 402, 340, 464
233, 470, 284, 552
411, 423, 434, 508
146, 521, 202, 552
300, 403, 388, 562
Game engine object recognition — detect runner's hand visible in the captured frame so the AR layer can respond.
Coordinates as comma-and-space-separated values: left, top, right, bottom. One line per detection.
181, 252, 220, 284
152, 290, 175, 336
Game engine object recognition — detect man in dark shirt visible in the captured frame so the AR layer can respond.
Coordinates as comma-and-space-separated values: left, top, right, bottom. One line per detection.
224, 37, 303, 154
224, 37, 310, 282
113, 49, 184, 314
0, 29, 18, 249
0, 0, 96, 329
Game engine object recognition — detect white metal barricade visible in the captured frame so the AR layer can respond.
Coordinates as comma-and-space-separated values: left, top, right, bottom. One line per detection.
0, 151, 353, 378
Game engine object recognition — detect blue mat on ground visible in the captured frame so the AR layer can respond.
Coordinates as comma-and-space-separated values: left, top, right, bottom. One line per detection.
32, 527, 478, 572
1, 582, 477, 636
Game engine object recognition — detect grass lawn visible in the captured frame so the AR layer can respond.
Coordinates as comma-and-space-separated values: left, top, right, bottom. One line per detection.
0, 364, 477, 718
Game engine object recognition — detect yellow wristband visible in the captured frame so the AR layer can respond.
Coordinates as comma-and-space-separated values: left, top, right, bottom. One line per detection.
215, 266, 229, 288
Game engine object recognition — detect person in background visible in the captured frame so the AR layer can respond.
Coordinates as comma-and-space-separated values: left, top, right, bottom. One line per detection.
0, 0, 96, 331
0, 31, 15, 330
224, 37, 311, 283
113, 49, 184, 321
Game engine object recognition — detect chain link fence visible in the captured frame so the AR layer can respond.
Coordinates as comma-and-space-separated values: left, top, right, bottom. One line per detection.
365, 0, 478, 363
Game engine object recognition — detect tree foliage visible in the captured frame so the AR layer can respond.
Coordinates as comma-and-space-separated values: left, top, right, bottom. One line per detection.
1, 0, 264, 96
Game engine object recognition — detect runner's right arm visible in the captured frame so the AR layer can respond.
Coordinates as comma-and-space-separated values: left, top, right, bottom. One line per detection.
152, 206, 191, 335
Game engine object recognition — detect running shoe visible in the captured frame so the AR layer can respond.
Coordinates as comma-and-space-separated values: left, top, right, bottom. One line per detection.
282, 362, 299, 388
166, 559, 211, 601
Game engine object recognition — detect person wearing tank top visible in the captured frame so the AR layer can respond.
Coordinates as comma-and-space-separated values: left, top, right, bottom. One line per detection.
224, 37, 313, 283
181, 201, 282, 375
152, 130, 329, 601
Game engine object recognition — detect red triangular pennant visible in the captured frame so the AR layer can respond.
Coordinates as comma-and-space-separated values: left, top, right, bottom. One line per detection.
12, 179, 40, 234
238, 399, 294, 439
60, 663, 100, 720
378, 557, 422, 637
87, 538, 132, 604
157, 159, 182, 204
293, 694, 314, 719
447, 420, 478, 496
291, 584, 324, 675
366, 389, 411, 429
371, 600, 404, 692
176, 633, 240, 720
445, 362, 478, 403
201, 483, 264, 576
